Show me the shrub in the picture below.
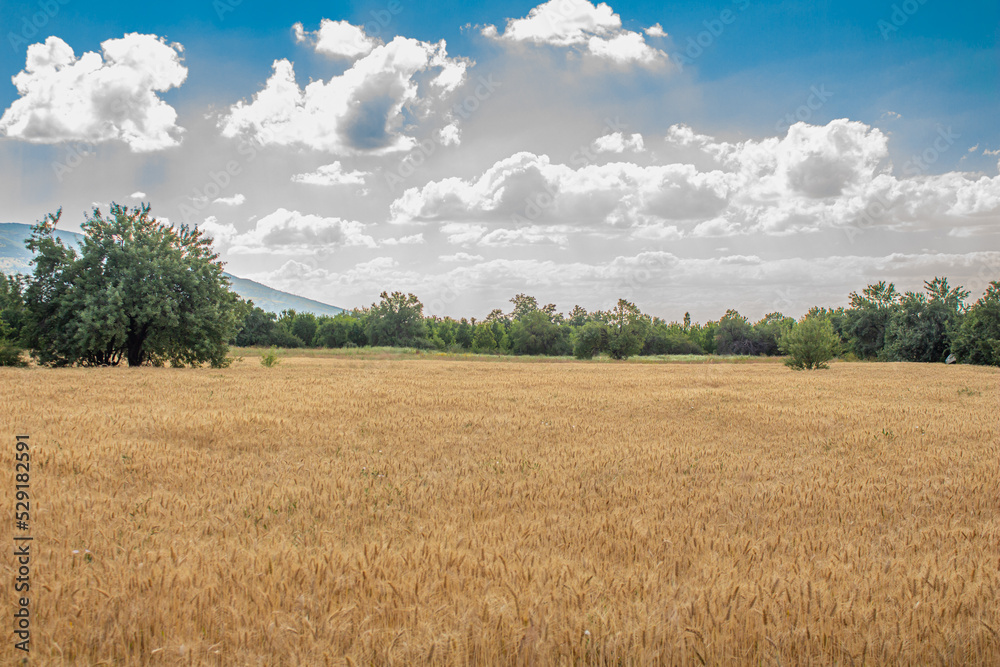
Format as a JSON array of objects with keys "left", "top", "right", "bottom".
[
  {"left": 780, "top": 317, "right": 839, "bottom": 370},
  {"left": 0, "top": 340, "right": 26, "bottom": 367},
  {"left": 260, "top": 347, "right": 280, "bottom": 368}
]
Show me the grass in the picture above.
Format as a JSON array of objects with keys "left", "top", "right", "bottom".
[
  {"left": 1, "top": 358, "right": 997, "bottom": 665},
  {"left": 231, "top": 345, "right": 786, "bottom": 364}
]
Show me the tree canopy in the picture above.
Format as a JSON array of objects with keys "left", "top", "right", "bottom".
[{"left": 22, "top": 204, "right": 239, "bottom": 367}]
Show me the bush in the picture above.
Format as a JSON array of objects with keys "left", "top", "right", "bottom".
[
  {"left": 260, "top": 347, "right": 280, "bottom": 368},
  {"left": 780, "top": 317, "right": 839, "bottom": 370},
  {"left": 0, "top": 341, "right": 26, "bottom": 367}
]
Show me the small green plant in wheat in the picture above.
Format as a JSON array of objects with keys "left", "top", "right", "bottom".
[{"left": 260, "top": 347, "right": 281, "bottom": 368}]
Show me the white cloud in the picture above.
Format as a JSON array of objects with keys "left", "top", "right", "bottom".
[
  {"left": 439, "top": 122, "right": 461, "bottom": 146},
  {"left": 593, "top": 131, "right": 644, "bottom": 153},
  {"left": 219, "top": 29, "right": 469, "bottom": 155},
  {"left": 130, "top": 191, "right": 146, "bottom": 199},
  {"left": 213, "top": 193, "right": 246, "bottom": 206},
  {"left": 381, "top": 233, "right": 425, "bottom": 245},
  {"left": 200, "top": 208, "right": 376, "bottom": 254},
  {"left": 291, "top": 161, "right": 368, "bottom": 186},
  {"left": 294, "top": 20, "right": 379, "bottom": 59},
  {"left": 645, "top": 23, "right": 666, "bottom": 37},
  {"left": 0, "top": 34, "right": 187, "bottom": 152},
  {"left": 390, "top": 119, "right": 1000, "bottom": 238},
  {"left": 484, "top": 0, "right": 667, "bottom": 66},
  {"left": 440, "top": 252, "right": 485, "bottom": 262}
]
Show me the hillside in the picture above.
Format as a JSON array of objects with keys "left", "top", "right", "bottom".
[{"left": 0, "top": 223, "right": 344, "bottom": 317}]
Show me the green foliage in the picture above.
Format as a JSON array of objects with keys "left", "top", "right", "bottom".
[
  {"left": 950, "top": 281, "right": 1000, "bottom": 366},
  {"left": 716, "top": 310, "right": 762, "bottom": 355},
  {"left": 604, "top": 299, "right": 650, "bottom": 360},
  {"left": 471, "top": 322, "right": 497, "bottom": 353},
  {"left": 290, "top": 312, "right": 318, "bottom": 347},
  {"left": 844, "top": 281, "right": 899, "bottom": 359},
  {"left": 316, "top": 313, "right": 363, "bottom": 348},
  {"left": 260, "top": 346, "right": 280, "bottom": 367},
  {"left": 573, "top": 321, "right": 608, "bottom": 359},
  {"left": 780, "top": 316, "right": 839, "bottom": 370},
  {"left": 234, "top": 302, "right": 278, "bottom": 346},
  {"left": 882, "top": 278, "right": 969, "bottom": 363},
  {"left": 22, "top": 204, "right": 239, "bottom": 367},
  {"left": 753, "top": 312, "right": 795, "bottom": 356},
  {"left": 0, "top": 273, "right": 27, "bottom": 366},
  {"left": 364, "top": 291, "right": 427, "bottom": 347},
  {"left": 641, "top": 324, "right": 704, "bottom": 355},
  {"left": 508, "top": 310, "right": 570, "bottom": 356}
]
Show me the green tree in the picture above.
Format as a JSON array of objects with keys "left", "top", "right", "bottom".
[
  {"left": 316, "top": 313, "right": 360, "bottom": 348},
  {"left": 22, "top": 204, "right": 239, "bottom": 367},
  {"left": 573, "top": 320, "right": 607, "bottom": 359},
  {"left": 780, "top": 316, "right": 839, "bottom": 370},
  {"left": 364, "top": 291, "right": 427, "bottom": 347},
  {"left": 753, "top": 312, "right": 795, "bottom": 356},
  {"left": 472, "top": 322, "right": 497, "bottom": 353},
  {"left": 0, "top": 272, "right": 27, "bottom": 366},
  {"left": 604, "top": 299, "right": 650, "bottom": 360},
  {"left": 508, "top": 310, "right": 569, "bottom": 355},
  {"left": 882, "top": 278, "right": 969, "bottom": 363},
  {"left": 234, "top": 303, "right": 278, "bottom": 347},
  {"left": 291, "top": 312, "right": 318, "bottom": 347},
  {"left": 950, "top": 281, "right": 1000, "bottom": 366},
  {"left": 844, "top": 281, "right": 899, "bottom": 359},
  {"left": 716, "top": 309, "right": 760, "bottom": 355}
]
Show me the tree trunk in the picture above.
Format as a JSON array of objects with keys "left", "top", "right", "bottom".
[{"left": 126, "top": 323, "right": 148, "bottom": 367}]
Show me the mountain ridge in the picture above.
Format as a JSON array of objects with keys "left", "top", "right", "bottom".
[{"left": 0, "top": 222, "right": 344, "bottom": 317}]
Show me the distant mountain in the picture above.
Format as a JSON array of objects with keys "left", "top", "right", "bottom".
[{"left": 0, "top": 223, "right": 344, "bottom": 317}]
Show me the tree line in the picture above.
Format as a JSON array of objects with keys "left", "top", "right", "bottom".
[
  {"left": 1, "top": 204, "right": 998, "bottom": 367},
  {"left": 229, "top": 278, "right": 1000, "bottom": 368}
]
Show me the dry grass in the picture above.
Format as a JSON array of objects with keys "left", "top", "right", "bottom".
[{"left": 1, "top": 357, "right": 998, "bottom": 665}]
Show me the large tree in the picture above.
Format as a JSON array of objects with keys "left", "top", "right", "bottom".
[
  {"left": 951, "top": 281, "right": 1000, "bottom": 366},
  {"left": 882, "top": 277, "right": 969, "bottom": 363},
  {"left": 364, "top": 291, "right": 427, "bottom": 347},
  {"left": 604, "top": 299, "right": 650, "bottom": 360},
  {"left": 23, "top": 204, "right": 239, "bottom": 367}
]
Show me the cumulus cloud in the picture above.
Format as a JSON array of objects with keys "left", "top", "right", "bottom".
[
  {"left": 219, "top": 25, "right": 469, "bottom": 155},
  {"left": 213, "top": 193, "right": 246, "bottom": 206},
  {"left": 390, "top": 119, "right": 1000, "bottom": 239},
  {"left": 0, "top": 34, "right": 187, "bottom": 152},
  {"left": 593, "top": 131, "right": 644, "bottom": 153},
  {"left": 293, "top": 20, "right": 379, "bottom": 59},
  {"left": 130, "top": 191, "right": 146, "bottom": 199},
  {"left": 484, "top": 0, "right": 667, "bottom": 66},
  {"left": 645, "top": 24, "right": 666, "bottom": 37},
  {"left": 291, "top": 161, "right": 368, "bottom": 186},
  {"left": 200, "top": 208, "right": 376, "bottom": 254}
]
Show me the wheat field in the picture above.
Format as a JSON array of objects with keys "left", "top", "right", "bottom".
[{"left": 1, "top": 356, "right": 998, "bottom": 665}]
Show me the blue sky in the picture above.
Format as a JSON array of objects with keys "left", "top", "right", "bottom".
[{"left": 1, "top": 0, "right": 998, "bottom": 318}]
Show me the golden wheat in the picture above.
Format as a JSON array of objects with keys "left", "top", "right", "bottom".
[{"left": 1, "top": 357, "right": 998, "bottom": 665}]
